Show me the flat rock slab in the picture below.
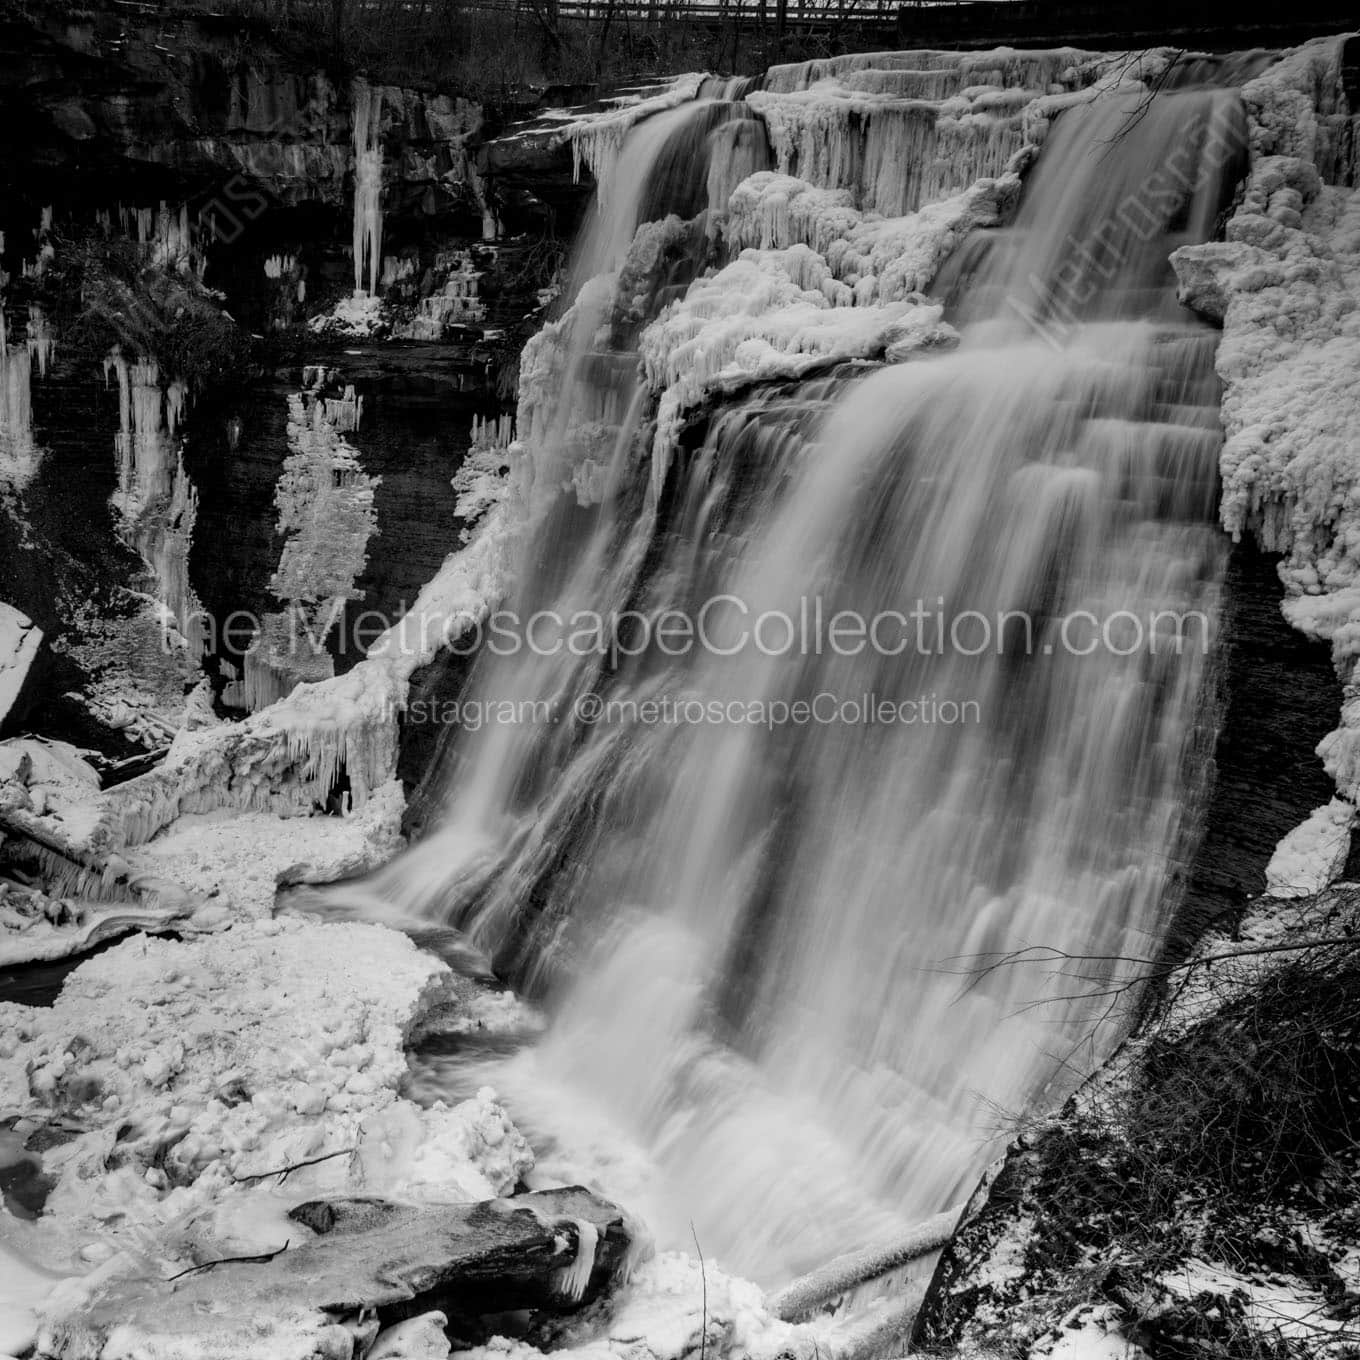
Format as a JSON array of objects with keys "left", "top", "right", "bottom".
[{"left": 40, "top": 1187, "right": 632, "bottom": 1360}]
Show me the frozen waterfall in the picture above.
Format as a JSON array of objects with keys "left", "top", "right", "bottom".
[{"left": 344, "top": 73, "right": 1246, "bottom": 1285}]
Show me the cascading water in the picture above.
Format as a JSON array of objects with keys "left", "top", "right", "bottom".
[{"left": 356, "top": 84, "right": 1246, "bottom": 1285}]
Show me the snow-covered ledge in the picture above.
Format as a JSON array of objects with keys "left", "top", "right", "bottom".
[{"left": 1172, "top": 32, "right": 1360, "bottom": 895}]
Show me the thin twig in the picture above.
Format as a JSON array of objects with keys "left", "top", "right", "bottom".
[
  {"left": 691, "top": 1222, "right": 708, "bottom": 1360},
  {"left": 231, "top": 1147, "right": 355, "bottom": 1183},
  {"left": 166, "top": 1240, "right": 290, "bottom": 1281}
]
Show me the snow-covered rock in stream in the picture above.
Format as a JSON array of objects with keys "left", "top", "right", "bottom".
[{"left": 39, "top": 1188, "right": 633, "bottom": 1360}]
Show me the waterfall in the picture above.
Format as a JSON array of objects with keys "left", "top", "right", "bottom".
[
  {"left": 352, "top": 84, "right": 1246, "bottom": 1284},
  {"left": 353, "top": 80, "right": 384, "bottom": 297}
]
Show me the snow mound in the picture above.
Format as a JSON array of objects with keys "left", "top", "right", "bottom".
[{"left": 0, "top": 917, "right": 532, "bottom": 1277}]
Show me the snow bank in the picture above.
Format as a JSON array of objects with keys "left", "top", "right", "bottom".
[
  {"left": 0, "top": 740, "right": 201, "bottom": 964},
  {"left": 121, "top": 777, "right": 405, "bottom": 917},
  {"left": 1027, "top": 1305, "right": 1148, "bottom": 1360},
  {"left": 1169, "top": 35, "right": 1360, "bottom": 867},
  {"left": 0, "top": 917, "right": 531, "bottom": 1287}
]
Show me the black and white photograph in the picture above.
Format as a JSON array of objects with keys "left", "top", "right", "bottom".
[{"left": 1, "top": 1, "right": 1358, "bottom": 1356}]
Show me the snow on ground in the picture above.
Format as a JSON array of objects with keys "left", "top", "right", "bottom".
[
  {"left": 459, "top": 1252, "right": 826, "bottom": 1360},
  {"left": 1026, "top": 1305, "right": 1148, "bottom": 1360},
  {"left": 0, "top": 917, "right": 531, "bottom": 1319},
  {"left": 120, "top": 777, "right": 405, "bottom": 917},
  {"left": 1171, "top": 32, "right": 1360, "bottom": 891},
  {"left": 0, "top": 913, "right": 834, "bottom": 1360},
  {"left": 1163, "top": 1258, "right": 1351, "bottom": 1349}
]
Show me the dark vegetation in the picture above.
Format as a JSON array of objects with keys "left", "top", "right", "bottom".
[
  {"left": 49, "top": 234, "right": 254, "bottom": 392},
  {"left": 917, "top": 902, "right": 1360, "bottom": 1359}
]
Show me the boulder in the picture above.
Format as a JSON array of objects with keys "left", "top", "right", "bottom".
[
  {"left": 0, "top": 604, "right": 41, "bottom": 733},
  {"left": 38, "top": 1187, "right": 635, "bottom": 1360}
]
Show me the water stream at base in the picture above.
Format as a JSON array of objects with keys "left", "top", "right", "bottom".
[{"left": 346, "top": 88, "right": 1247, "bottom": 1285}]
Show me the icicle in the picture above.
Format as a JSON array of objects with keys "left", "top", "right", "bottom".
[
  {"left": 0, "top": 304, "right": 54, "bottom": 487},
  {"left": 552, "top": 1220, "right": 598, "bottom": 1304},
  {"left": 323, "top": 384, "right": 363, "bottom": 432},
  {"left": 352, "top": 79, "right": 385, "bottom": 296},
  {"left": 104, "top": 352, "right": 175, "bottom": 511},
  {"left": 379, "top": 256, "right": 415, "bottom": 288}
]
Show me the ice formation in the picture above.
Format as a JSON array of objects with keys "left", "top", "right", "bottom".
[
  {"left": 242, "top": 383, "right": 379, "bottom": 713},
  {"left": 557, "top": 75, "right": 707, "bottom": 192},
  {"left": 1171, "top": 35, "right": 1360, "bottom": 880},
  {"left": 640, "top": 253, "right": 952, "bottom": 495},
  {"left": 722, "top": 169, "right": 1018, "bottom": 302},
  {"left": 103, "top": 352, "right": 188, "bottom": 518},
  {"left": 0, "top": 303, "right": 54, "bottom": 487},
  {"left": 352, "top": 78, "right": 385, "bottom": 296},
  {"left": 309, "top": 290, "right": 388, "bottom": 337},
  {"left": 392, "top": 251, "right": 487, "bottom": 339},
  {"left": 99, "top": 352, "right": 207, "bottom": 660},
  {"left": 637, "top": 167, "right": 1018, "bottom": 492},
  {"left": 746, "top": 47, "right": 1173, "bottom": 216},
  {"left": 451, "top": 415, "right": 515, "bottom": 543}
]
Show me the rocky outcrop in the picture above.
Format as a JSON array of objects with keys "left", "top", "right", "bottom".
[{"left": 0, "top": 602, "right": 41, "bottom": 733}]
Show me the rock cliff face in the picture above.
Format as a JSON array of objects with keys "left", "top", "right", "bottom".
[{"left": 0, "top": 4, "right": 589, "bottom": 758}]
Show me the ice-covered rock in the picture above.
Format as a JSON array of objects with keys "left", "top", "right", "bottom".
[
  {"left": 1169, "top": 35, "right": 1360, "bottom": 810},
  {"left": 1264, "top": 797, "right": 1356, "bottom": 898},
  {"left": 0, "top": 605, "right": 42, "bottom": 730},
  {"left": 39, "top": 1188, "right": 632, "bottom": 1360},
  {"left": 747, "top": 47, "right": 1174, "bottom": 216}
]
